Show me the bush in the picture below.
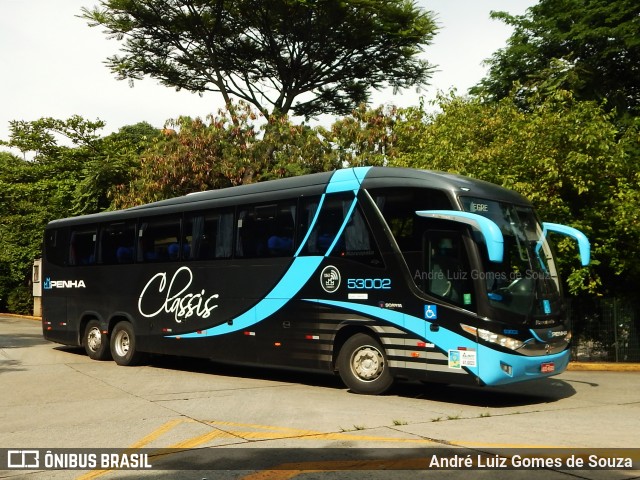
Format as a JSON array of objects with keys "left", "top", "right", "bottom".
[{"left": 7, "top": 285, "right": 33, "bottom": 315}]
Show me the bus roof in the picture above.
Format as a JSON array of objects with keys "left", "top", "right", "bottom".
[{"left": 47, "top": 167, "right": 530, "bottom": 228}]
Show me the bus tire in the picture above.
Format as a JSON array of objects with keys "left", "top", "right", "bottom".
[
  {"left": 337, "top": 333, "right": 394, "bottom": 395},
  {"left": 83, "top": 320, "right": 111, "bottom": 361},
  {"left": 110, "top": 321, "right": 143, "bottom": 366}
]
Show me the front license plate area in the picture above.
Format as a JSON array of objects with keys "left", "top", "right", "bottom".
[{"left": 541, "top": 362, "right": 555, "bottom": 373}]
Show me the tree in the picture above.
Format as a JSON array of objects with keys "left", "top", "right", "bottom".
[
  {"left": 328, "top": 104, "right": 399, "bottom": 167},
  {"left": 111, "top": 102, "right": 339, "bottom": 208},
  {"left": 0, "top": 150, "right": 78, "bottom": 313},
  {"left": 81, "top": 0, "right": 437, "bottom": 117},
  {"left": 471, "top": 0, "right": 640, "bottom": 120},
  {"left": 390, "top": 91, "right": 640, "bottom": 297},
  {"left": 0, "top": 117, "right": 160, "bottom": 312},
  {"left": 73, "top": 122, "right": 161, "bottom": 214}
]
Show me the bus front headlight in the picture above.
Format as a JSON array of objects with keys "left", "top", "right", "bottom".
[{"left": 461, "top": 324, "right": 524, "bottom": 351}]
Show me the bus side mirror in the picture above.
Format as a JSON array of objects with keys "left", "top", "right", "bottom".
[
  {"left": 416, "top": 210, "right": 504, "bottom": 263},
  {"left": 542, "top": 223, "right": 590, "bottom": 266}
]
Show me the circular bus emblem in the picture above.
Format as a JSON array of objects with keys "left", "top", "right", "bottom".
[{"left": 320, "top": 266, "right": 341, "bottom": 293}]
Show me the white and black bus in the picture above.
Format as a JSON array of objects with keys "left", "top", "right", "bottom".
[{"left": 42, "top": 167, "right": 589, "bottom": 394}]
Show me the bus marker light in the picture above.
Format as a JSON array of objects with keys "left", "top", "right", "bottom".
[
  {"left": 244, "top": 331, "right": 255, "bottom": 336},
  {"left": 162, "top": 328, "right": 173, "bottom": 333},
  {"left": 274, "top": 342, "right": 282, "bottom": 347},
  {"left": 417, "top": 341, "right": 426, "bottom": 348},
  {"left": 305, "top": 335, "right": 320, "bottom": 340},
  {"left": 411, "top": 352, "right": 420, "bottom": 358}
]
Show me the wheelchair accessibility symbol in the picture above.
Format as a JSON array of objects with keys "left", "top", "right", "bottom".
[{"left": 424, "top": 305, "right": 438, "bottom": 320}]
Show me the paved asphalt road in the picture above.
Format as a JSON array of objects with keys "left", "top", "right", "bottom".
[{"left": 1, "top": 315, "right": 639, "bottom": 479}]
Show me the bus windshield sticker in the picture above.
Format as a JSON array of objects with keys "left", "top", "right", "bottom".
[{"left": 469, "top": 202, "right": 489, "bottom": 213}]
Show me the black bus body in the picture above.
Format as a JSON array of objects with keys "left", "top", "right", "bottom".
[{"left": 42, "top": 167, "right": 589, "bottom": 394}]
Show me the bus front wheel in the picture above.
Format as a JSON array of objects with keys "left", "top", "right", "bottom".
[
  {"left": 83, "top": 320, "right": 111, "bottom": 361},
  {"left": 337, "top": 333, "right": 394, "bottom": 395},
  {"left": 110, "top": 321, "right": 143, "bottom": 366}
]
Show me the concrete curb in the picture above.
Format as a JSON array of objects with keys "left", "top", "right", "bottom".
[
  {"left": 2, "top": 314, "right": 639, "bottom": 372},
  {"left": 1, "top": 313, "right": 41, "bottom": 321},
  {"left": 566, "top": 362, "right": 640, "bottom": 372}
]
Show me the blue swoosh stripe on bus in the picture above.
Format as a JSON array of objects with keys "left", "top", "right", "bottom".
[
  {"left": 301, "top": 298, "right": 570, "bottom": 386},
  {"left": 324, "top": 197, "right": 357, "bottom": 257},
  {"left": 302, "top": 298, "right": 478, "bottom": 371},
  {"left": 294, "top": 194, "right": 326, "bottom": 257},
  {"left": 325, "top": 166, "right": 371, "bottom": 194},
  {"left": 175, "top": 256, "right": 324, "bottom": 338},
  {"left": 167, "top": 167, "right": 372, "bottom": 339}
]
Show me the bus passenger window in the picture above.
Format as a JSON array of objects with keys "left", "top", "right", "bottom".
[
  {"left": 185, "top": 210, "right": 233, "bottom": 260},
  {"left": 330, "top": 205, "right": 383, "bottom": 267},
  {"left": 299, "top": 193, "right": 353, "bottom": 256},
  {"left": 236, "top": 201, "right": 296, "bottom": 258},
  {"left": 68, "top": 228, "right": 96, "bottom": 266},
  {"left": 138, "top": 216, "right": 182, "bottom": 262},
  {"left": 99, "top": 222, "right": 136, "bottom": 265}
]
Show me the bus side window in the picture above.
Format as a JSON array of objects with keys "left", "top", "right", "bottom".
[
  {"left": 371, "top": 187, "right": 451, "bottom": 277},
  {"left": 45, "top": 228, "right": 69, "bottom": 266},
  {"left": 330, "top": 204, "right": 384, "bottom": 267},
  {"left": 99, "top": 222, "right": 136, "bottom": 265},
  {"left": 185, "top": 209, "right": 233, "bottom": 260},
  {"left": 68, "top": 228, "right": 96, "bottom": 266},
  {"left": 299, "top": 193, "right": 353, "bottom": 256},
  {"left": 236, "top": 201, "right": 296, "bottom": 258},
  {"left": 138, "top": 215, "right": 182, "bottom": 262}
]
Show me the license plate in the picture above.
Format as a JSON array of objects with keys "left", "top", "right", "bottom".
[{"left": 541, "top": 362, "right": 555, "bottom": 373}]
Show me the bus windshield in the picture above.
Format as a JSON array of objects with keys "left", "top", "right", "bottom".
[{"left": 460, "top": 197, "right": 562, "bottom": 320}]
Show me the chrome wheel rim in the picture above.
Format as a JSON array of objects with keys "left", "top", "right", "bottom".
[
  {"left": 86, "top": 326, "right": 102, "bottom": 352},
  {"left": 114, "top": 330, "right": 130, "bottom": 358},
  {"left": 350, "top": 345, "right": 384, "bottom": 382}
]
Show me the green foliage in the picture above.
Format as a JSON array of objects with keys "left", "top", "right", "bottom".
[
  {"left": 390, "top": 91, "right": 639, "bottom": 296},
  {"left": 111, "top": 102, "right": 340, "bottom": 207},
  {"left": 73, "top": 122, "right": 161, "bottom": 214},
  {"left": 0, "top": 150, "right": 71, "bottom": 311},
  {"left": 0, "top": 118, "right": 160, "bottom": 313},
  {"left": 472, "top": 0, "right": 640, "bottom": 120},
  {"left": 7, "top": 285, "right": 32, "bottom": 316},
  {"left": 328, "top": 104, "right": 399, "bottom": 167},
  {"left": 81, "top": 0, "right": 437, "bottom": 117}
]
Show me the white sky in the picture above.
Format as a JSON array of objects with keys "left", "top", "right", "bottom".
[{"left": 0, "top": 0, "right": 537, "bottom": 148}]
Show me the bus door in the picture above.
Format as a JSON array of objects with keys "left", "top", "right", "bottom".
[
  {"left": 420, "top": 229, "right": 480, "bottom": 376},
  {"left": 423, "top": 230, "right": 475, "bottom": 309}
]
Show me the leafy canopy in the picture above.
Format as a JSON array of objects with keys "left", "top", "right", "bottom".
[
  {"left": 390, "top": 91, "right": 639, "bottom": 296},
  {"left": 472, "top": 0, "right": 640, "bottom": 119},
  {"left": 82, "top": 0, "right": 437, "bottom": 117}
]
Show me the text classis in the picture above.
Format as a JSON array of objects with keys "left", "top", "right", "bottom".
[{"left": 138, "top": 267, "right": 219, "bottom": 323}]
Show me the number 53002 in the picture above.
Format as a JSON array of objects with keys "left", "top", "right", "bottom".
[{"left": 347, "top": 278, "right": 391, "bottom": 290}]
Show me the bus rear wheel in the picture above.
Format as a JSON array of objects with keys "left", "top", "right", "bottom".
[
  {"left": 337, "top": 333, "right": 393, "bottom": 395},
  {"left": 110, "top": 321, "right": 143, "bottom": 366},
  {"left": 83, "top": 320, "right": 111, "bottom": 360}
]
